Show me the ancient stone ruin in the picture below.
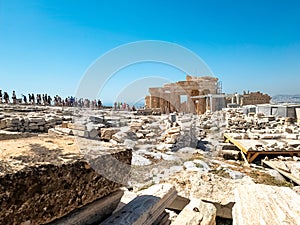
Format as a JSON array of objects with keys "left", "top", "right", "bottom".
[
  {"left": 145, "top": 75, "right": 271, "bottom": 115},
  {"left": 145, "top": 75, "right": 224, "bottom": 115},
  {"left": 1, "top": 94, "right": 300, "bottom": 224},
  {"left": 227, "top": 91, "right": 271, "bottom": 106}
]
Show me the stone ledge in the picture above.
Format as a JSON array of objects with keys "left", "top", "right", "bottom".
[{"left": 0, "top": 136, "right": 132, "bottom": 225}]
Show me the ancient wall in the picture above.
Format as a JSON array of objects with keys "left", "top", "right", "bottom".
[
  {"left": 226, "top": 92, "right": 271, "bottom": 107},
  {"left": 0, "top": 106, "right": 73, "bottom": 133},
  {"left": 0, "top": 116, "right": 64, "bottom": 132},
  {"left": 242, "top": 91, "right": 271, "bottom": 106},
  {"left": 145, "top": 96, "right": 151, "bottom": 108}
]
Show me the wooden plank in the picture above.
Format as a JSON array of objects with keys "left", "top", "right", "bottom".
[
  {"left": 233, "top": 184, "right": 300, "bottom": 225},
  {"left": 241, "top": 150, "right": 250, "bottom": 166},
  {"left": 225, "top": 134, "right": 300, "bottom": 153},
  {"left": 225, "top": 133, "right": 250, "bottom": 165},
  {"left": 224, "top": 133, "right": 300, "bottom": 163},
  {"left": 246, "top": 152, "right": 251, "bottom": 162},
  {"left": 224, "top": 133, "right": 249, "bottom": 154},
  {"left": 248, "top": 152, "right": 260, "bottom": 163},
  {"left": 252, "top": 151, "right": 299, "bottom": 155},
  {"left": 262, "top": 160, "right": 300, "bottom": 185},
  {"left": 100, "top": 184, "right": 177, "bottom": 225}
]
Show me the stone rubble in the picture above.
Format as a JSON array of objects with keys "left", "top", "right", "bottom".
[
  {"left": 224, "top": 108, "right": 300, "bottom": 140},
  {"left": 264, "top": 156, "right": 300, "bottom": 180},
  {"left": 1, "top": 104, "right": 300, "bottom": 224}
]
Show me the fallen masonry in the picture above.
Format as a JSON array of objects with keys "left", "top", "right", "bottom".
[
  {"left": 1, "top": 104, "right": 300, "bottom": 224},
  {"left": 101, "top": 183, "right": 177, "bottom": 225},
  {"left": 222, "top": 108, "right": 300, "bottom": 163},
  {"left": 233, "top": 184, "right": 300, "bottom": 225},
  {"left": 262, "top": 157, "right": 300, "bottom": 185},
  {"left": 224, "top": 133, "right": 300, "bottom": 163}
]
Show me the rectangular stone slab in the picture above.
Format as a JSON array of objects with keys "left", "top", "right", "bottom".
[
  {"left": 47, "top": 190, "right": 124, "bottom": 225},
  {"left": 172, "top": 198, "right": 216, "bottom": 225},
  {"left": 233, "top": 184, "right": 300, "bottom": 225},
  {"left": 100, "top": 184, "right": 177, "bottom": 225}
]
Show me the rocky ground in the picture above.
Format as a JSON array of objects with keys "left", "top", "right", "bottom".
[{"left": 1, "top": 104, "right": 300, "bottom": 224}]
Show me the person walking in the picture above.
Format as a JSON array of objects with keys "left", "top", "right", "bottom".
[
  {"left": 31, "top": 93, "right": 35, "bottom": 105},
  {"left": 28, "top": 94, "right": 32, "bottom": 104},
  {"left": 47, "top": 95, "right": 52, "bottom": 105},
  {"left": 12, "top": 91, "right": 17, "bottom": 104},
  {"left": 3, "top": 92, "right": 9, "bottom": 104},
  {"left": 98, "top": 99, "right": 102, "bottom": 109},
  {"left": 22, "top": 94, "right": 27, "bottom": 104}
]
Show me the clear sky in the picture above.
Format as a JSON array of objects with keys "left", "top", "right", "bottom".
[{"left": 0, "top": 0, "right": 300, "bottom": 104}]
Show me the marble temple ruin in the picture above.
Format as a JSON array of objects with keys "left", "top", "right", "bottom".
[
  {"left": 145, "top": 75, "right": 271, "bottom": 115},
  {"left": 145, "top": 75, "right": 226, "bottom": 115}
]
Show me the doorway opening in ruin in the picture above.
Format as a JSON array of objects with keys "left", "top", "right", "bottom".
[
  {"left": 180, "top": 95, "right": 188, "bottom": 113},
  {"left": 191, "top": 90, "right": 200, "bottom": 114}
]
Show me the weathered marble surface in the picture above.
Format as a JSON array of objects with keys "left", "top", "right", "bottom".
[
  {"left": 101, "top": 184, "right": 177, "bottom": 225},
  {"left": 172, "top": 198, "right": 216, "bottom": 225},
  {"left": 233, "top": 184, "right": 300, "bottom": 225}
]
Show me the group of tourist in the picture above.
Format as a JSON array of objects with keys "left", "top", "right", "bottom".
[
  {"left": 113, "top": 102, "right": 136, "bottom": 111},
  {"left": 0, "top": 90, "right": 139, "bottom": 111},
  {"left": 23, "top": 93, "right": 53, "bottom": 105},
  {"left": 0, "top": 90, "right": 103, "bottom": 109},
  {"left": 0, "top": 90, "right": 11, "bottom": 104}
]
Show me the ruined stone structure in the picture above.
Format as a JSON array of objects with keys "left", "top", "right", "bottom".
[
  {"left": 145, "top": 75, "right": 223, "bottom": 114},
  {"left": 228, "top": 91, "right": 271, "bottom": 106},
  {"left": 241, "top": 91, "right": 271, "bottom": 105}
]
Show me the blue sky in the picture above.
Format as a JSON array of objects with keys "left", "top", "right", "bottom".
[{"left": 0, "top": 0, "right": 300, "bottom": 104}]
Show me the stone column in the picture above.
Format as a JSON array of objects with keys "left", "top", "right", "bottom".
[
  {"left": 206, "top": 97, "right": 209, "bottom": 112},
  {"left": 210, "top": 95, "right": 213, "bottom": 112},
  {"left": 236, "top": 94, "right": 240, "bottom": 105},
  {"left": 149, "top": 95, "right": 152, "bottom": 108}
]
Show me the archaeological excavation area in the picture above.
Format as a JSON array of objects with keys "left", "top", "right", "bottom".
[{"left": 1, "top": 98, "right": 300, "bottom": 225}]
